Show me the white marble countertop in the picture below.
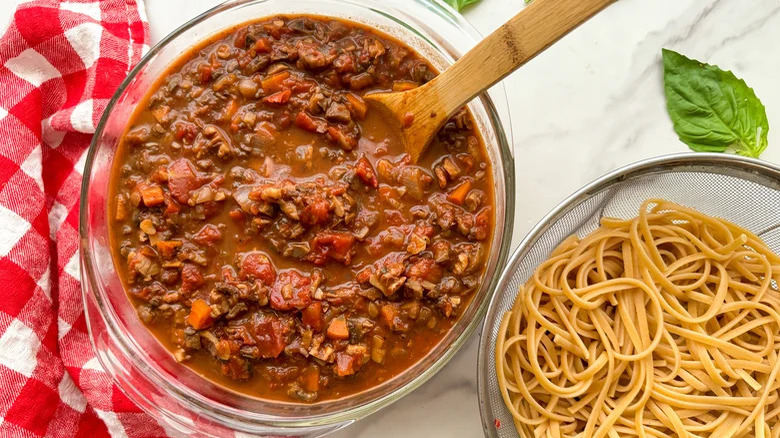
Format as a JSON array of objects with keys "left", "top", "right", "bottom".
[{"left": 144, "top": 0, "right": 780, "bottom": 436}]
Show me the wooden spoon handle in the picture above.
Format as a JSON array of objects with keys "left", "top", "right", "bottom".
[{"left": 426, "top": 0, "right": 615, "bottom": 118}]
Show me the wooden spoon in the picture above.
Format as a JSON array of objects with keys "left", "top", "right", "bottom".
[{"left": 366, "top": 0, "right": 615, "bottom": 162}]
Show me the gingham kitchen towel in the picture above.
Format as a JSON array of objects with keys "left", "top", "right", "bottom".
[{"left": 0, "top": 1, "right": 169, "bottom": 436}]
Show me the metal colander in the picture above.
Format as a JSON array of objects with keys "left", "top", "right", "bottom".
[{"left": 476, "top": 153, "right": 780, "bottom": 438}]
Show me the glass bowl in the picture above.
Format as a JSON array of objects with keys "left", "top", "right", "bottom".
[
  {"left": 477, "top": 152, "right": 780, "bottom": 437},
  {"left": 79, "top": 0, "right": 515, "bottom": 436}
]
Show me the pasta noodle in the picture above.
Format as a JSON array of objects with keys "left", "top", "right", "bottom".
[{"left": 495, "top": 199, "right": 780, "bottom": 438}]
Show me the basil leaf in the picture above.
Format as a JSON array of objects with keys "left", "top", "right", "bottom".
[
  {"left": 444, "top": 0, "right": 481, "bottom": 11},
  {"left": 662, "top": 48, "right": 769, "bottom": 158}
]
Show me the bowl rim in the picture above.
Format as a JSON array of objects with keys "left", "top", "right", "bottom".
[
  {"left": 476, "top": 152, "right": 780, "bottom": 437},
  {"left": 79, "top": 0, "right": 516, "bottom": 431}
]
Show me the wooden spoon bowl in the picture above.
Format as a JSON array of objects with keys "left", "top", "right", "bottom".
[{"left": 367, "top": 0, "right": 616, "bottom": 162}]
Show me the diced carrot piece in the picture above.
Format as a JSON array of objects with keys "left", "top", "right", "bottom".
[
  {"left": 326, "top": 315, "right": 349, "bottom": 340},
  {"left": 222, "top": 99, "right": 239, "bottom": 121},
  {"left": 301, "top": 366, "right": 320, "bottom": 392},
  {"left": 345, "top": 93, "right": 367, "bottom": 120},
  {"left": 302, "top": 302, "right": 324, "bottom": 332},
  {"left": 141, "top": 185, "right": 165, "bottom": 207},
  {"left": 261, "top": 71, "right": 290, "bottom": 93},
  {"left": 263, "top": 89, "right": 291, "bottom": 104},
  {"left": 150, "top": 166, "right": 169, "bottom": 183},
  {"left": 155, "top": 240, "right": 182, "bottom": 259},
  {"left": 252, "top": 37, "right": 271, "bottom": 53},
  {"left": 392, "top": 80, "right": 418, "bottom": 92},
  {"left": 380, "top": 304, "right": 398, "bottom": 328},
  {"left": 187, "top": 299, "right": 213, "bottom": 329},
  {"left": 447, "top": 180, "right": 472, "bottom": 205},
  {"left": 115, "top": 195, "right": 128, "bottom": 221}
]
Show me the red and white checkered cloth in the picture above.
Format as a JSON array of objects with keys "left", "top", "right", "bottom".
[{"left": 0, "top": 1, "right": 176, "bottom": 436}]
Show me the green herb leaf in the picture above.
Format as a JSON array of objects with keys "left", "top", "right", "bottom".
[
  {"left": 444, "top": 0, "right": 481, "bottom": 12},
  {"left": 662, "top": 48, "right": 769, "bottom": 158}
]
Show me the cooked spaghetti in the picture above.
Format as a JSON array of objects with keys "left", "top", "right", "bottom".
[{"left": 495, "top": 199, "right": 780, "bottom": 438}]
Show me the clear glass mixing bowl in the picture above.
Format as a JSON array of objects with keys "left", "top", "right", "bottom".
[{"left": 79, "top": 0, "right": 515, "bottom": 436}]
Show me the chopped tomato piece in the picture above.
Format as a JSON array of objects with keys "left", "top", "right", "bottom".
[
  {"left": 221, "top": 357, "right": 250, "bottom": 380},
  {"left": 193, "top": 224, "right": 222, "bottom": 246},
  {"left": 402, "top": 112, "right": 414, "bottom": 128},
  {"left": 406, "top": 257, "right": 442, "bottom": 283},
  {"left": 300, "top": 196, "right": 330, "bottom": 226},
  {"left": 447, "top": 180, "right": 472, "bottom": 205},
  {"left": 172, "top": 121, "right": 198, "bottom": 143},
  {"left": 263, "top": 89, "right": 291, "bottom": 104},
  {"left": 326, "top": 126, "right": 356, "bottom": 150},
  {"left": 269, "top": 270, "right": 312, "bottom": 311},
  {"left": 167, "top": 158, "right": 200, "bottom": 204},
  {"left": 301, "top": 302, "right": 324, "bottom": 332},
  {"left": 181, "top": 263, "right": 205, "bottom": 292},
  {"left": 355, "top": 267, "right": 372, "bottom": 284},
  {"left": 474, "top": 207, "right": 491, "bottom": 240},
  {"left": 294, "top": 111, "right": 320, "bottom": 132},
  {"left": 198, "top": 63, "right": 213, "bottom": 83},
  {"left": 186, "top": 299, "right": 212, "bottom": 329},
  {"left": 163, "top": 195, "right": 180, "bottom": 216},
  {"left": 326, "top": 315, "right": 349, "bottom": 340},
  {"left": 239, "top": 251, "right": 277, "bottom": 285},
  {"left": 233, "top": 27, "right": 248, "bottom": 48},
  {"left": 220, "top": 265, "right": 238, "bottom": 283},
  {"left": 334, "top": 352, "right": 358, "bottom": 377},
  {"left": 308, "top": 232, "right": 355, "bottom": 265},
  {"left": 253, "top": 315, "right": 288, "bottom": 358},
  {"left": 355, "top": 156, "right": 378, "bottom": 188},
  {"left": 228, "top": 208, "right": 245, "bottom": 222}
]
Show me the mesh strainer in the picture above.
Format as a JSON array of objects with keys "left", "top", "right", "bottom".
[{"left": 476, "top": 152, "right": 780, "bottom": 437}]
